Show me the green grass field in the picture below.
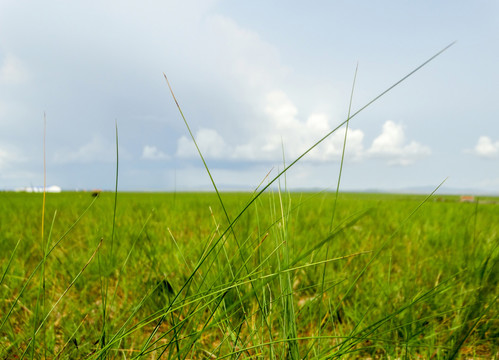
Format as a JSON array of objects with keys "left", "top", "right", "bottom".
[{"left": 1, "top": 190, "right": 497, "bottom": 359}]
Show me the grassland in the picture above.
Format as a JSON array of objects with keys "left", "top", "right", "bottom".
[{"left": 0, "top": 190, "right": 497, "bottom": 359}]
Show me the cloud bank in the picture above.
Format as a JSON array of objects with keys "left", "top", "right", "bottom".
[{"left": 175, "top": 104, "right": 431, "bottom": 166}]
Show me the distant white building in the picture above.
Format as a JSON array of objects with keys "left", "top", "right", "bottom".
[{"left": 15, "top": 185, "right": 62, "bottom": 193}]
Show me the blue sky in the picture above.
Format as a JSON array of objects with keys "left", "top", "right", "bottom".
[{"left": 1, "top": 1, "right": 498, "bottom": 193}]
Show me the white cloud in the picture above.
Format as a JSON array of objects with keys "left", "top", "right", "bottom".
[
  {"left": 142, "top": 145, "right": 169, "bottom": 160},
  {"left": 367, "top": 121, "right": 431, "bottom": 166},
  {"left": 233, "top": 90, "right": 365, "bottom": 162},
  {"left": 472, "top": 136, "right": 499, "bottom": 158},
  {"left": 54, "top": 135, "right": 117, "bottom": 164},
  {"left": 176, "top": 128, "right": 232, "bottom": 159},
  {"left": 307, "top": 115, "right": 365, "bottom": 162},
  {"left": 0, "top": 53, "right": 29, "bottom": 85}
]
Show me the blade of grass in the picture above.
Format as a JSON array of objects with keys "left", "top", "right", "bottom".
[
  {"left": 99, "top": 120, "right": 120, "bottom": 354},
  {"left": 54, "top": 314, "right": 88, "bottom": 360},
  {"left": 30, "top": 210, "right": 57, "bottom": 359},
  {"left": 93, "top": 245, "right": 368, "bottom": 358},
  {"left": 111, "top": 120, "right": 119, "bottom": 254},
  {"left": 301, "top": 179, "right": 448, "bottom": 359},
  {"left": 318, "top": 63, "right": 359, "bottom": 354},
  {"left": 29, "top": 112, "right": 47, "bottom": 359},
  {"left": 0, "top": 239, "right": 21, "bottom": 286},
  {"left": 164, "top": 74, "right": 274, "bottom": 345},
  {"left": 21, "top": 238, "right": 103, "bottom": 358},
  {"left": 0, "top": 195, "right": 99, "bottom": 332},
  {"left": 326, "top": 272, "right": 463, "bottom": 358},
  {"left": 329, "top": 62, "right": 358, "bottom": 230},
  {"left": 276, "top": 166, "right": 300, "bottom": 359}
]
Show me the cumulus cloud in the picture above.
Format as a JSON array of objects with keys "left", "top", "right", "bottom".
[
  {"left": 472, "top": 136, "right": 499, "bottom": 158},
  {"left": 235, "top": 90, "right": 365, "bottom": 162},
  {"left": 177, "top": 128, "right": 232, "bottom": 159},
  {"left": 142, "top": 145, "right": 169, "bottom": 160},
  {"left": 367, "top": 121, "right": 431, "bottom": 166},
  {"left": 307, "top": 115, "right": 365, "bottom": 162},
  {"left": 54, "top": 135, "right": 118, "bottom": 164},
  {"left": 0, "top": 53, "right": 29, "bottom": 85}
]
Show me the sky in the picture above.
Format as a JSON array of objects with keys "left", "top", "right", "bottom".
[{"left": 1, "top": 1, "right": 498, "bottom": 193}]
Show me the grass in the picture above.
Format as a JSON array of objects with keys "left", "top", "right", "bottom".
[
  {"left": 1, "top": 43, "right": 498, "bottom": 358},
  {"left": 0, "top": 192, "right": 498, "bottom": 358}
]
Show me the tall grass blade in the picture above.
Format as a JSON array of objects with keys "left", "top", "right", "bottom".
[
  {"left": 0, "top": 239, "right": 20, "bottom": 286},
  {"left": 318, "top": 63, "right": 359, "bottom": 354},
  {"left": 164, "top": 74, "right": 274, "bottom": 344},
  {"left": 111, "top": 119, "right": 119, "bottom": 254},
  {"left": 20, "top": 238, "right": 103, "bottom": 358},
  {"left": 30, "top": 114, "right": 47, "bottom": 359},
  {"left": 98, "top": 120, "right": 119, "bottom": 355},
  {"left": 0, "top": 195, "right": 99, "bottom": 332},
  {"left": 446, "top": 245, "right": 499, "bottom": 359}
]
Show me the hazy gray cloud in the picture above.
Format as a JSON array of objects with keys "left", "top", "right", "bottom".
[
  {"left": 0, "top": 148, "right": 14, "bottom": 170},
  {"left": 53, "top": 135, "right": 118, "bottom": 164},
  {"left": 0, "top": 148, "right": 10, "bottom": 170},
  {"left": 0, "top": 145, "right": 35, "bottom": 187},
  {"left": 0, "top": 144, "right": 26, "bottom": 170},
  {"left": 0, "top": 53, "right": 29, "bottom": 85}
]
